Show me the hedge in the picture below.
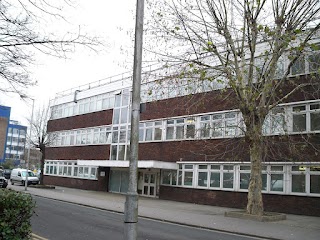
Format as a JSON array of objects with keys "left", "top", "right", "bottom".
[{"left": 0, "top": 189, "right": 35, "bottom": 240}]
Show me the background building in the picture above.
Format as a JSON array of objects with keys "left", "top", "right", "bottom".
[
  {"left": 0, "top": 105, "right": 28, "bottom": 167},
  {"left": 5, "top": 120, "right": 27, "bottom": 166},
  {"left": 0, "top": 105, "right": 11, "bottom": 164}
]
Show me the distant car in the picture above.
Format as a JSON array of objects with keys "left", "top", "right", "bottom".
[
  {"left": 3, "top": 169, "right": 11, "bottom": 179},
  {"left": 10, "top": 168, "right": 39, "bottom": 186},
  {"left": 0, "top": 169, "right": 8, "bottom": 188}
]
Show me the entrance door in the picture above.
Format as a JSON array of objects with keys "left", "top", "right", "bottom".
[{"left": 142, "top": 172, "right": 157, "bottom": 197}]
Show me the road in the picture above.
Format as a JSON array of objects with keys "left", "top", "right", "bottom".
[{"left": 31, "top": 196, "right": 267, "bottom": 240}]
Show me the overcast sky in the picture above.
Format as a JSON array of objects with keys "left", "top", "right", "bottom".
[{"left": 0, "top": 0, "right": 137, "bottom": 126}]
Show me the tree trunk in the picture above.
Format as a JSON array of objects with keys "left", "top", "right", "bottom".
[
  {"left": 246, "top": 131, "right": 264, "bottom": 216},
  {"left": 40, "top": 147, "right": 45, "bottom": 185}
]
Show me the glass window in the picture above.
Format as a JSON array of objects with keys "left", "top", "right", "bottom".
[
  {"left": 112, "top": 127, "right": 119, "bottom": 143},
  {"left": 162, "top": 170, "right": 171, "bottom": 184},
  {"left": 262, "top": 174, "right": 267, "bottom": 191},
  {"left": 122, "top": 90, "right": 130, "bottom": 106},
  {"left": 113, "top": 109, "right": 120, "bottom": 124},
  {"left": 83, "top": 167, "right": 89, "bottom": 178},
  {"left": 93, "top": 130, "right": 99, "bottom": 144},
  {"left": 291, "top": 166, "right": 306, "bottom": 194},
  {"left": 166, "top": 127, "right": 174, "bottom": 140},
  {"left": 186, "top": 118, "right": 195, "bottom": 139},
  {"left": 145, "top": 128, "right": 153, "bottom": 141},
  {"left": 154, "top": 127, "right": 162, "bottom": 140},
  {"left": 59, "top": 165, "right": 64, "bottom": 175},
  {"left": 240, "top": 173, "right": 250, "bottom": 189},
  {"left": 102, "top": 98, "right": 110, "bottom": 109},
  {"left": 210, "top": 165, "right": 220, "bottom": 170},
  {"left": 111, "top": 145, "right": 117, "bottom": 160},
  {"left": 115, "top": 94, "right": 121, "bottom": 107},
  {"left": 154, "top": 121, "right": 163, "bottom": 140},
  {"left": 212, "top": 121, "right": 223, "bottom": 137},
  {"left": 210, "top": 172, "right": 220, "bottom": 188},
  {"left": 310, "top": 175, "right": 320, "bottom": 193},
  {"left": 185, "top": 165, "right": 193, "bottom": 169},
  {"left": 291, "top": 56, "right": 305, "bottom": 75},
  {"left": 171, "top": 171, "right": 177, "bottom": 185},
  {"left": 198, "top": 172, "right": 208, "bottom": 187},
  {"left": 225, "top": 119, "right": 237, "bottom": 136},
  {"left": 308, "top": 48, "right": 320, "bottom": 73},
  {"left": 200, "top": 121, "right": 210, "bottom": 138},
  {"left": 119, "top": 129, "right": 127, "bottom": 143},
  {"left": 139, "top": 126, "right": 145, "bottom": 142},
  {"left": 293, "top": 114, "right": 306, "bottom": 132},
  {"left": 176, "top": 125, "right": 184, "bottom": 139},
  {"left": 87, "top": 130, "right": 93, "bottom": 144},
  {"left": 270, "top": 174, "right": 283, "bottom": 192},
  {"left": 292, "top": 174, "right": 306, "bottom": 193},
  {"left": 223, "top": 172, "right": 233, "bottom": 188},
  {"left": 120, "top": 108, "right": 128, "bottom": 124},
  {"left": 118, "top": 145, "right": 126, "bottom": 160},
  {"left": 271, "top": 166, "right": 283, "bottom": 171},
  {"left": 292, "top": 106, "right": 306, "bottom": 132},
  {"left": 74, "top": 167, "right": 78, "bottom": 177},
  {"left": 184, "top": 172, "right": 193, "bottom": 186},
  {"left": 310, "top": 111, "right": 320, "bottom": 131},
  {"left": 90, "top": 168, "right": 97, "bottom": 179}
]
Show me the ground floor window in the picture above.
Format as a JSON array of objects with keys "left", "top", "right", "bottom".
[
  {"left": 161, "top": 162, "right": 320, "bottom": 197},
  {"left": 44, "top": 160, "right": 98, "bottom": 180},
  {"left": 161, "top": 170, "right": 177, "bottom": 185},
  {"left": 109, "top": 169, "right": 129, "bottom": 193}
]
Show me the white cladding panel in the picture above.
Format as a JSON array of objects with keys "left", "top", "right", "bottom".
[{"left": 50, "top": 79, "right": 132, "bottom": 106}]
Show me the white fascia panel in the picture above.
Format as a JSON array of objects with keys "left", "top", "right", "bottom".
[
  {"left": 77, "top": 160, "right": 178, "bottom": 170},
  {"left": 51, "top": 80, "right": 132, "bottom": 106},
  {"left": 77, "top": 81, "right": 132, "bottom": 100},
  {"left": 51, "top": 94, "right": 74, "bottom": 106}
]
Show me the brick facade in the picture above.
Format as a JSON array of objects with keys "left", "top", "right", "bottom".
[
  {"left": 160, "top": 185, "right": 320, "bottom": 216},
  {"left": 47, "top": 109, "right": 113, "bottom": 132},
  {"left": 46, "top": 145, "right": 110, "bottom": 160}
]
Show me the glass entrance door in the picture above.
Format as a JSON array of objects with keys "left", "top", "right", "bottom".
[{"left": 142, "top": 172, "right": 156, "bottom": 197}]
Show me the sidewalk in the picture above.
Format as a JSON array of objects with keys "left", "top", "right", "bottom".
[{"left": 8, "top": 184, "right": 320, "bottom": 240}]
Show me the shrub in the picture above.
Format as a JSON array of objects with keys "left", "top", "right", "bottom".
[{"left": 0, "top": 189, "right": 35, "bottom": 240}]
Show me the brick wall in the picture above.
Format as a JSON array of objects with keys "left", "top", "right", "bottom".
[
  {"left": 141, "top": 90, "right": 237, "bottom": 121},
  {"left": 139, "top": 138, "right": 249, "bottom": 162},
  {"left": 47, "top": 109, "right": 113, "bottom": 132},
  {"left": 160, "top": 185, "right": 320, "bottom": 216},
  {"left": 46, "top": 145, "right": 110, "bottom": 160}
]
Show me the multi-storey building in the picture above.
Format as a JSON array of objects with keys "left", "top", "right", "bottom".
[
  {"left": 0, "top": 106, "right": 27, "bottom": 166},
  {"left": 5, "top": 120, "right": 27, "bottom": 166},
  {"left": 0, "top": 105, "right": 11, "bottom": 164},
  {"left": 45, "top": 48, "right": 320, "bottom": 216}
]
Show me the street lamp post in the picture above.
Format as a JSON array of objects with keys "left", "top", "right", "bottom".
[
  {"left": 21, "top": 96, "right": 35, "bottom": 191},
  {"left": 124, "top": 0, "right": 145, "bottom": 239}
]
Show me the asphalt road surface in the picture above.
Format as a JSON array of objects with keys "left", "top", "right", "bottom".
[{"left": 31, "top": 196, "right": 267, "bottom": 240}]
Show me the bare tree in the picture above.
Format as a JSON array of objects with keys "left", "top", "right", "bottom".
[
  {"left": 0, "top": 0, "right": 101, "bottom": 95},
  {"left": 27, "top": 104, "right": 54, "bottom": 184},
  {"left": 145, "top": 0, "right": 320, "bottom": 216}
]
